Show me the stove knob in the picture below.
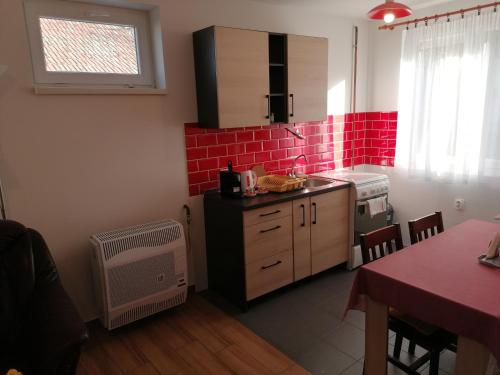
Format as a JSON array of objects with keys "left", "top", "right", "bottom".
[
  {"left": 370, "top": 189, "right": 375, "bottom": 194},
  {"left": 362, "top": 191, "right": 367, "bottom": 197}
]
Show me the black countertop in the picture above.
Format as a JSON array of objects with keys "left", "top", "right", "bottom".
[{"left": 204, "top": 180, "right": 350, "bottom": 210}]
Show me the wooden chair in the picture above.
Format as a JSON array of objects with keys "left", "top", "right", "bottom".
[
  {"left": 408, "top": 211, "right": 444, "bottom": 245},
  {"left": 360, "top": 224, "right": 452, "bottom": 375},
  {"left": 408, "top": 212, "right": 457, "bottom": 355}
]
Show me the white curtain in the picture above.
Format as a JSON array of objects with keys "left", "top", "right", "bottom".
[{"left": 396, "top": 11, "right": 500, "bottom": 182}]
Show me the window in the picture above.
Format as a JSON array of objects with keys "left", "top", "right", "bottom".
[
  {"left": 396, "top": 11, "right": 500, "bottom": 182},
  {"left": 24, "top": 0, "right": 165, "bottom": 92},
  {"left": 39, "top": 17, "right": 140, "bottom": 75}
]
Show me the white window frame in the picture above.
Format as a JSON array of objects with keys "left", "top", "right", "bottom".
[{"left": 24, "top": 0, "right": 165, "bottom": 93}]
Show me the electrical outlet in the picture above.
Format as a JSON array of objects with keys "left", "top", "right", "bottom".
[{"left": 454, "top": 198, "right": 465, "bottom": 210}]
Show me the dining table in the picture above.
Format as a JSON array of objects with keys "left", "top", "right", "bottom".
[{"left": 347, "top": 219, "right": 500, "bottom": 375}]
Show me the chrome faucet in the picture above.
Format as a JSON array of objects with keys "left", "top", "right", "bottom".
[{"left": 289, "top": 154, "right": 308, "bottom": 178}]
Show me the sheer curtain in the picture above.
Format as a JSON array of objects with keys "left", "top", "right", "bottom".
[{"left": 396, "top": 11, "right": 500, "bottom": 182}]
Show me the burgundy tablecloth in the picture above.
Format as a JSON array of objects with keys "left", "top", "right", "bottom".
[{"left": 347, "top": 219, "right": 500, "bottom": 360}]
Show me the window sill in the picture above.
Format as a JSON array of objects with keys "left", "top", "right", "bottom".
[{"left": 34, "top": 85, "right": 168, "bottom": 95}]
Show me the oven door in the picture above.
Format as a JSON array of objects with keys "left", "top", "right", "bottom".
[{"left": 353, "top": 193, "right": 388, "bottom": 245}]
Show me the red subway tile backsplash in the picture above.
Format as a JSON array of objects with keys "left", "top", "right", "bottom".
[
  {"left": 186, "top": 147, "right": 207, "bottom": 161},
  {"left": 245, "top": 141, "right": 263, "bottom": 153},
  {"left": 217, "top": 132, "right": 237, "bottom": 145},
  {"left": 198, "top": 158, "right": 219, "bottom": 171},
  {"left": 254, "top": 129, "right": 271, "bottom": 141},
  {"left": 184, "top": 111, "right": 398, "bottom": 196},
  {"left": 207, "top": 145, "right": 227, "bottom": 157},
  {"left": 197, "top": 134, "right": 217, "bottom": 146}
]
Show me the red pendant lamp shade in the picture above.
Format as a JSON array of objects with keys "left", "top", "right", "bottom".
[{"left": 368, "top": 0, "right": 412, "bottom": 20}]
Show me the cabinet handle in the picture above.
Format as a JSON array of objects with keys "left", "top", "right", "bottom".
[
  {"left": 312, "top": 202, "right": 317, "bottom": 224},
  {"left": 289, "top": 94, "right": 294, "bottom": 117},
  {"left": 300, "top": 204, "right": 305, "bottom": 227},
  {"left": 260, "top": 225, "right": 281, "bottom": 233},
  {"left": 265, "top": 94, "right": 271, "bottom": 119},
  {"left": 261, "top": 260, "right": 282, "bottom": 270},
  {"left": 259, "top": 209, "right": 281, "bottom": 217}
]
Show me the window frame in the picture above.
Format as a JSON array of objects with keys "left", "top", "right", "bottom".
[{"left": 24, "top": 0, "right": 155, "bottom": 88}]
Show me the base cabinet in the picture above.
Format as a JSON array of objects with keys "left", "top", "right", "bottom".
[
  {"left": 204, "top": 187, "right": 349, "bottom": 309},
  {"left": 246, "top": 251, "right": 293, "bottom": 300},
  {"left": 292, "top": 190, "right": 349, "bottom": 280},
  {"left": 292, "top": 198, "right": 312, "bottom": 281},
  {"left": 311, "top": 189, "right": 349, "bottom": 274}
]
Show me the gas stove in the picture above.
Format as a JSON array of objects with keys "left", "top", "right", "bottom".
[{"left": 313, "top": 170, "right": 389, "bottom": 200}]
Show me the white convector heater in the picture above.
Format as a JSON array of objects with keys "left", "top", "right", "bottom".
[{"left": 90, "top": 219, "right": 188, "bottom": 330}]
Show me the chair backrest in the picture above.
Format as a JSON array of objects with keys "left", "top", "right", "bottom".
[
  {"left": 408, "top": 211, "right": 444, "bottom": 245},
  {"left": 360, "top": 223, "right": 404, "bottom": 265}
]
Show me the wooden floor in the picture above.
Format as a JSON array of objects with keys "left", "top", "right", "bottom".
[{"left": 77, "top": 295, "right": 311, "bottom": 375}]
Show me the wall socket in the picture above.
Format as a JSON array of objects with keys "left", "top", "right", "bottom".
[{"left": 454, "top": 198, "right": 465, "bottom": 210}]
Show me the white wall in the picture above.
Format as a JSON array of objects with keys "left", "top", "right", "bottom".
[
  {"left": 365, "top": 0, "right": 500, "bottom": 244},
  {"left": 0, "top": 0, "right": 370, "bottom": 320}
]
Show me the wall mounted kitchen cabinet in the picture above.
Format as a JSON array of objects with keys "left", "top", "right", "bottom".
[
  {"left": 193, "top": 26, "right": 328, "bottom": 129},
  {"left": 193, "top": 26, "right": 270, "bottom": 129},
  {"left": 287, "top": 35, "right": 328, "bottom": 124}
]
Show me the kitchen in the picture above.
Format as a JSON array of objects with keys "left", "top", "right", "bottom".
[{"left": 0, "top": 0, "right": 499, "bottom": 374}]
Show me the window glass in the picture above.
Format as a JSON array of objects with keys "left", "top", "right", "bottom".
[{"left": 39, "top": 17, "right": 140, "bottom": 75}]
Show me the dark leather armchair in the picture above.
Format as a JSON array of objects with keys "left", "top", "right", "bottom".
[{"left": 0, "top": 220, "right": 88, "bottom": 375}]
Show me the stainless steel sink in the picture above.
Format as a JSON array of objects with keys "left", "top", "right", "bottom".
[{"left": 304, "top": 178, "right": 332, "bottom": 188}]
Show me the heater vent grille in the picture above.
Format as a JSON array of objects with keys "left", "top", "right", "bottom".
[
  {"left": 109, "top": 291, "right": 187, "bottom": 330},
  {"left": 90, "top": 218, "right": 188, "bottom": 330},
  {"left": 108, "top": 252, "right": 178, "bottom": 308},
  {"left": 92, "top": 220, "right": 182, "bottom": 261}
]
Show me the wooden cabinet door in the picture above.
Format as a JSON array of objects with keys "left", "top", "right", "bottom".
[
  {"left": 310, "top": 189, "right": 349, "bottom": 275},
  {"left": 215, "top": 27, "right": 270, "bottom": 128},
  {"left": 292, "top": 198, "right": 311, "bottom": 281},
  {"left": 287, "top": 34, "right": 328, "bottom": 123}
]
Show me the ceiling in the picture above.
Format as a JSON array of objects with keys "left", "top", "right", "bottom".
[{"left": 247, "top": 0, "right": 455, "bottom": 19}]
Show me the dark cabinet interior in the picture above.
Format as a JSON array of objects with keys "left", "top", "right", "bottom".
[{"left": 268, "top": 33, "right": 287, "bottom": 124}]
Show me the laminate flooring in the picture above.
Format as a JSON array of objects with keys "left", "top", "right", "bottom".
[{"left": 77, "top": 294, "right": 310, "bottom": 375}]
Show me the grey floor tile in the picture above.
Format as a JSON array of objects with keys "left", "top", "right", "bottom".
[
  {"left": 302, "top": 306, "right": 344, "bottom": 338},
  {"left": 339, "top": 361, "right": 364, "bottom": 375},
  {"left": 296, "top": 341, "right": 357, "bottom": 375},
  {"left": 387, "top": 362, "right": 410, "bottom": 375},
  {"left": 323, "top": 322, "right": 365, "bottom": 360},
  {"left": 319, "top": 292, "right": 351, "bottom": 318},
  {"left": 289, "top": 279, "right": 348, "bottom": 306},
  {"left": 344, "top": 309, "right": 365, "bottom": 330},
  {"left": 438, "top": 349, "right": 455, "bottom": 374},
  {"left": 419, "top": 365, "right": 449, "bottom": 375},
  {"left": 268, "top": 327, "right": 325, "bottom": 358},
  {"left": 352, "top": 360, "right": 428, "bottom": 375}
]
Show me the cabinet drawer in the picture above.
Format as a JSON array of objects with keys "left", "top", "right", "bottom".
[
  {"left": 246, "top": 251, "right": 293, "bottom": 300},
  {"left": 243, "top": 202, "right": 292, "bottom": 227},
  {"left": 244, "top": 216, "right": 292, "bottom": 264}
]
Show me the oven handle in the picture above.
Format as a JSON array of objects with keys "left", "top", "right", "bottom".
[{"left": 356, "top": 194, "right": 388, "bottom": 207}]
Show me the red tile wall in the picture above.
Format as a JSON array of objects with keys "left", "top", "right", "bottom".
[{"left": 185, "top": 111, "right": 397, "bottom": 196}]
